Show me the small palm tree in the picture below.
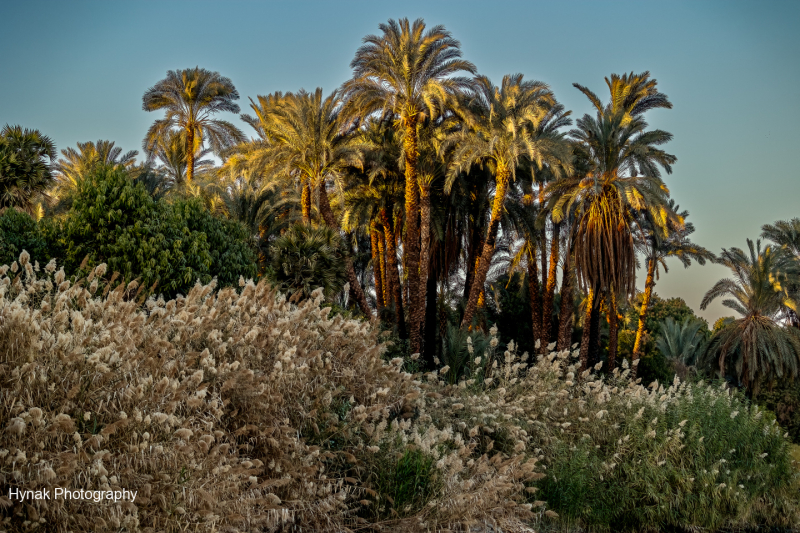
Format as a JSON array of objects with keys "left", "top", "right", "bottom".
[
  {"left": 142, "top": 67, "right": 245, "bottom": 184},
  {"left": 699, "top": 239, "right": 800, "bottom": 393},
  {"left": 444, "top": 74, "right": 571, "bottom": 329},
  {"left": 0, "top": 125, "right": 57, "bottom": 214},
  {"left": 656, "top": 316, "right": 708, "bottom": 367},
  {"left": 762, "top": 218, "right": 800, "bottom": 328},
  {"left": 344, "top": 17, "right": 476, "bottom": 352},
  {"left": 55, "top": 140, "right": 137, "bottom": 191},
  {"left": 146, "top": 129, "right": 214, "bottom": 187}
]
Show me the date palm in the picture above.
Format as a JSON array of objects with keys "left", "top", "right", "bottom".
[
  {"left": 548, "top": 74, "right": 675, "bottom": 369},
  {"left": 444, "top": 74, "right": 571, "bottom": 329},
  {"left": 762, "top": 218, "right": 800, "bottom": 328},
  {"left": 632, "top": 201, "right": 715, "bottom": 363},
  {"left": 142, "top": 67, "right": 245, "bottom": 184},
  {"left": 55, "top": 140, "right": 137, "bottom": 193},
  {"left": 699, "top": 239, "right": 800, "bottom": 393},
  {"left": 0, "top": 125, "right": 56, "bottom": 214},
  {"left": 146, "top": 129, "right": 214, "bottom": 187},
  {"left": 344, "top": 17, "right": 476, "bottom": 352}
]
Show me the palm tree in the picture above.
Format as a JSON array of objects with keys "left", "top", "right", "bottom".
[
  {"left": 0, "top": 125, "right": 56, "bottom": 214},
  {"left": 762, "top": 218, "right": 800, "bottom": 328},
  {"left": 444, "top": 74, "right": 571, "bottom": 330},
  {"left": 699, "top": 239, "right": 800, "bottom": 393},
  {"left": 344, "top": 17, "right": 476, "bottom": 353},
  {"left": 228, "top": 88, "right": 372, "bottom": 315},
  {"left": 631, "top": 201, "right": 715, "bottom": 365},
  {"left": 656, "top": 316, "right": 708, "bottom": 367},
  {"left": 145, "top": 129, "right": 215, "bottom": 187},
  {"left": 548, "top": 73, "right": 675, "bottom": 369},
  {"left": 54, "top": 139, "right": 138, "bottom": 196},
  {"left": 142, "top": 67, "right": 245, "bottom": 184}
]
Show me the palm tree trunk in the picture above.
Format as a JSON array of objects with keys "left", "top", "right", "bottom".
[
  {"left": 579, "top": 286, "right": 595, "bottom": 371},
  {"left": 541, "top": 222, "right": 561, "bottom": 351},
  {"left": 528, "top": 246, "right": 543, "bottom": 349},
  {"left": 318, "top": 186, "right": 372, "bottom": 317},
  {"left": 301, "top": 183, "right": 312, "bottom": 224},
  {"left": 185, "top": 127, "right": 195, "bottom": 184},
  {"left": 633, "top": 258, "right": 657, "bottom": 370},
  {"left": 607, "top": 290, "right": 618, "bottom": 371},
  {"left": 463, "top": 198, "right": 483, "bottom": 301},
  {"left": 403, "top": 116, "right": 423, "bottom": 353},
  {"left": 370, "top": 220, "right": 384, "bottom": 312},
  {"left": 557, "top": 248, "right": 574, "bottom": 351},
  {"left": 423, "top": 263, "right": 438, "bottom": 368},
  {"left": 416, "top": 182, "right": 432, "bottom": 353},
  {"left": 377, "top": 227, "right": 389, "bottom": 310},
  {"left": 381, "top": 208, "right": 407, "bottom": 339},
  {"left": 461, "top": 166, "right": 510, "bottom": 329}
]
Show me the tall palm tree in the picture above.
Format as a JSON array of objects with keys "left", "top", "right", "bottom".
[
  {"left": 762, "top": 218, "right": 800, "bottom": 328},
  {"left": 0, "top": 125, "right": 56, "bottom": 214},
  {"left": 548, "top": 73, "right": 675, "bottom": 369},
  {"left": 632, "top": 201, "right": 715, "bottom": 364},
  {"left": 444, "top": 74, "right": 571, "bottom": 330},
  {"left": 228, "top": 88, "right": 372, "bottom": 315},
  {"left": 343, "top": 17, "right": 476, "bottom": 353},
  {"left": 699, "top": 239, "right": 800, "bottom": 393},
  {"left": 142, "top": 67, "right": 245, "bottom": 184}
]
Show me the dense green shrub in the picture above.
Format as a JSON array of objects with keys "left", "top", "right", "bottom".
[
  {"left": 0, "top": 208, "right": 50, "bottom": 265},
  {"left": 37, "top": 165, "right": 256, "bottom": 297},
  {"left": 758, "top": 378, "right": 800, "bottom": 444}
]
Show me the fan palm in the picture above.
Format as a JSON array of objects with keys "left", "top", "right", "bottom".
[
  {"left": 343, "top": 17, "right": 476, "bottom": 352},
  {"left": 142, "top": 67, "right": 245, "bottom": 184},
  {"left": 548, "top": 74, "right": 675, "bottom": 369},
  {"left": 444, "top": 74, "right": 571, "bottom": 329},
  {"left": 656, "top": 316, "right": 708, "bottom": 366},
  {"left": 0, "top": 125, "right": 56, "bottom": 214},
  {"left": 632, "top": 201, "right": 715, "bottom": 363},
  {"left": 699, "top": 239, "right": 800, "bottom": 393}
]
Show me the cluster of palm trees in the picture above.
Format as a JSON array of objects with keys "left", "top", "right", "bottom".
[{"left": 7, "top": 17, "right": 797, "bottom": 387}]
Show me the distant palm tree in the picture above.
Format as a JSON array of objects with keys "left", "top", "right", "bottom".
[
  {"left": 55, "top": 140, "right": 137, "bottom": 189},
  {"left": 548, "top": 72, "right": 676, "bottom": 369},
  {"left": 142, "top": 67, "right": 245, "bottom": 184},
  {"left": 632, "top": 201, "right": 715, "bottom": 363},
  {"left": 699, "top": 239, "right": 800, "bottom": 393},
  {"left": 445, "top": 74, "right": 571, "bottom": 330},
  {"left": 146, "top": 129, "right": 214, "bottom": 186},
  {"left": 344, "top": 17, "right": 476, "bottom": 352},
  {"left": 0, "top": 125, "right": 57, "bottom": 214},
  {"left": 762, "top": 218, "right": 800, "bottom": 328}
]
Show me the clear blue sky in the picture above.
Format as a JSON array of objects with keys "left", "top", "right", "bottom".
[{"left": 2, "top": 0, "right": 799, "bottom": 324}]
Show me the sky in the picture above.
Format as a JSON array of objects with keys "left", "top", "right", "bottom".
[{"left": 1, "top": 0, "right": 799, "bottom": 324}]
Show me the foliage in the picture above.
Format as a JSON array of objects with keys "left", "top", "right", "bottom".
[
  {"left": 266, "top": 223, "right": 348, "bottom": 301},
  {"left": 0, "top": 125, "right": 57, "bottom": 213},
  {"left": 757, "top": 379, "right": 800, "bottom": 444},
  {"left": 655, "top": 316, "right": 709, "bottom": 366},
  {"left": 0, "top": 208, "right": 50, "bottom": 266}
]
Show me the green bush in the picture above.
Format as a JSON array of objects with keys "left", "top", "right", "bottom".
[
  {"left": 0, "top": 208, "right": 50, "bottom": 265},
  {"left": 758, "top": 378, "right": 800, "bottom": 444}
]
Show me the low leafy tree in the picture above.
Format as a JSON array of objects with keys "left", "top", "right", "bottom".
[{"left": 0, "top": 208, "right": 50, "bottom": 265}]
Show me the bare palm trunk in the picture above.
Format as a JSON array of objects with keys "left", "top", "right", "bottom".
[
  {"left": 463, "top": 198, "right": 483, "bottom": 301},
  {"left": 557, "top": 247, "right": 574, "bottom": 351},
  {"left": 416, "top": 182, "right": 432, "bottom": 352},
  {"left": 607, "top": 290, "right": 618, "bottom": 371},
  {"left": 381, "top": 208, "right": 407, "bottom": 339},
  {"left": 377, "top": 227, "right": 389, "bottom": 310},
  {"left": 423, "top": 264, "right": 438, "bottom": 368},
  {"left": 318, "top": 186, "right": 372, "bottom": 317},
  {"left": 461, "top": 166, "right": 510, "bottom": 329},
  {"left": 370, "top": 220, "right": 384, "bottom": 312},
  {"left": 528, "top": 247, "right": 543, "bottom": 349},
  {"left": 185, "top": 127, "right": 195, "bottom": 184},
  {"left": 633, "top": 258, "right": 657, "bottom": 372},
  {"left": 541, "top": 222, "right": 561, "bottom": 351},
  {"left": 404, "top": 116, "right": 423, "bottom": 353},
  {"left": 579, "top": 286, "right": 595, "bottom": 371},
  {"left": 301, "top": 183, "right": 312, "bottom": 224}
]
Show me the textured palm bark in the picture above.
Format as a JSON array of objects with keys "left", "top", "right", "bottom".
[
  {"left": 403, "top": 116, "right": 423, "bottom": 353},
  {"left": 416, "top": 183, "right": 432, "bottom": 351},
  {"left": 579, "top": 287, "right": 595, "bottom": 371},
  {"left": 423, "top": 267, "right": 438, "bottom": 368},
  {"left": 632, "top": 258, "right": 657, "bottom": 372},
  {"left": 318, "top": 187, "right": 372, "bottom": 317},
  {"left": 381, "top": 208, "right": 407, "bottom": 339},
  {"left": 541, "top": 222, "right": 561, "bottom": 351},
  {"left": 528, "top": 248, "right": 543, "bottom": 350},
  {"left": 301, "top": 183, "right": 312, "bottom": 224},
  {"left": 377, "top": 229, "right": 389, "bottom": 309},
  {"left": 556, "top": 249, "right": 574, "bottom": 351},
  {"left": 461, "top": 167, "right": 510, "bottom": 329},
  {"left": 607, "top": 291, "right": 618, "bottom": 371},
  {"left": 370, "top": 221, "right": 384, "bottom": 312},
  {"left": 185, "top": 127, "right": 195, "bottom": 184},
  {"left": 463, "top": 197, "right": 483, "bottom": 301}
]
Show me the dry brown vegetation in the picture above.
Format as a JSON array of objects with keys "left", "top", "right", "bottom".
[{"left": 1, "top": 251, "right": 798, "bottom": 532}]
